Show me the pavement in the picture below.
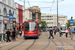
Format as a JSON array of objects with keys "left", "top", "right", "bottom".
[
  {"left": 55, "top": 32, "right": 75, "bottom": 40},
  {"left": 0, "top": 32, "right": 75, "bottom": 50}
]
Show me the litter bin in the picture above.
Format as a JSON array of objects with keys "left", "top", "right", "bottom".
[{"left": 0, "top": 34, "right": 2, "bottom": 41}]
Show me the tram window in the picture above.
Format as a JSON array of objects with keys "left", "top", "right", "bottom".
[
  {"left": 25, "top": 22, "right": 36, "bottom": 31},
  {"left": 25, "top": 22, "right": 29, "bottom": 31},
  {"left": 30, "top": 22, "right": 36, "bottom": 31}
]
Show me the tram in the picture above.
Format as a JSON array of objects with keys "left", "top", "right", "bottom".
[
  {"left": 60, "top": 24, "right": 66, "bottom": 33},
  {"left": 70, "top": 26, "right": 75, "bottom": 32},
  {"left": 23, "top": 19, "right": 39, "bottom": 39}
]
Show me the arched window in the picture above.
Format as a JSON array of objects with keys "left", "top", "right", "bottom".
[
  {"left": 3, "top": 8, "right": 7, "bottom": 16},
  {"left": 13, "top": 11, "right": 14, "bottom": 15},
  {"left": 9, "top": 10, "right": 11, "bottom": 14}
]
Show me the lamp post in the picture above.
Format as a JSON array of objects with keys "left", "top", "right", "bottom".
[
  {"left": 57, "top": 0, "right": 58, "bottom": 28},
  {"left": 57, "top": 0, "right": 64, "bottom": 28}
]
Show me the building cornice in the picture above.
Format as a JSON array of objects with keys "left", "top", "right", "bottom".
[{"left": 0, "top": 1, "right": 16, "bottom": 10}]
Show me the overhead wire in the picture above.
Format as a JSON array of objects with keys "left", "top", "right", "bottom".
[
  {"left": 24, "top": 1, "right": 62, "bottom": 3},
  {"left": 49, "top": 0, "right": 55, "bottom": 14},
  {"left": 27, "top": 0, "right": 31, "bottom": 7}
]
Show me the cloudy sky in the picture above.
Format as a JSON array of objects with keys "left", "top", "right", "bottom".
[{"left": 15, "top": 0, "right": 75, "bottom": 19}]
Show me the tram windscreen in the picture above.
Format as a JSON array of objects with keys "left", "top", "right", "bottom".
[
  {"left": 25, "top": 22, "right": 37, "bottom": 31},
  {"left": 60, "top": 25, "right": 66, "bottom": 30}
]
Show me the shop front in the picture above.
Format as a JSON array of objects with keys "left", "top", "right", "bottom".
[
  {"left": 0, "top": 16, "right": 3, "bottom": 33},
  {"left": 0, "top": 16, "right": 3, "bottom": 41},
  {"left": 3, "top": 19, "right": 9, "bottom": 30}
]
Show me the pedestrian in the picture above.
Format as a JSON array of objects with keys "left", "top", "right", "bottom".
[
  {"left": 59, "top": 28, "right": 62, "bottom": 37},
  {"left": 10, "top": 29, "right": 13, "bottom": 41},
  {"left": 6, "top": 29, "right": 11, "bottom": 42},
  {"left": 16, "top": 28, "right": 18, "bottom": 38},
  {"left": 58, "top": 28, "right": 59, "bottom": 32},
  {"left": 69, "top": 28, "right": 72, "bottom": 37},
  {"left": 49, "top": 28, "right": 54, "bottom": 39},
  {"left": 19, "top": 30, "right": 22, "bottom": 36},
  {"left": 65, "top": 29, "right": 69, "bottom": 38},
  {"left": 12, "top": 29, "right": 16, "bottom": 41},
  {"left": 54, "top": 28, "right": 56, "bottom": 35}
]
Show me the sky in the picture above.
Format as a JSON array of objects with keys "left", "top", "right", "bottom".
[{"left": 15, "top": 0, "right": 75, "bottom": 19}]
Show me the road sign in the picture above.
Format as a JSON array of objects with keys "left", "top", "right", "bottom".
[
  {"left": 9, "top": 14, "right": 13, "bottom": 19},
  {"left": 70, "top": 19, "right": 74, "bottom": 24}
]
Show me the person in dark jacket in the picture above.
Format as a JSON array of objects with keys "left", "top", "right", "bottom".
[
  {"left": 49, "top": 29, "right": 54, "bottom": 39},
  {"left": 12, "top": 29, "right": 16, "bottom": 41},
  {"left": 6, "top": 29, "right": 11, "bottom": 42}
]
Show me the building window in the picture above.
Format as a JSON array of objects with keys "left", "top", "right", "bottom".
[
  {"left": 47, "top": 16, "right": 49, "bottom": 17},
  {"left": 13, "top": 11, "right": 14, "bottom": 15},
  {"left": 47, "top": 22, "right": 53, "bottom": 24},
  {"left": 8, "top": 0, "right": 11, "bottom": 5},
  {"left": 50, "top": 16, "right": 53, "bottom": 17},
  {"left": 59, "top": 17, "right": 65, "bottom": 18},
  {"left": 9, "top": 10, "right": 11, "bottom": 14},
  {"left": 3, "top": 8, "right": 7, "bottom": 16},
  {"left": 29, "top": 12, "right": 31, "bottom": 18},
  {"left": 47, "top": 19, "right": 53, "bottom": 20}
]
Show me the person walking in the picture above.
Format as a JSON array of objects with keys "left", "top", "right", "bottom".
[
  {"left": 49, "top": 28, "right": 54, "bottom": 39},
  {"left": 6, "top": 29, "right": 11, "bottom": 42},
  {"left": 16, "top": 28, "right": 18, "bottom": 38},
  {"left": 19, "top": 30, "right": 22, "bottom": 36},
  {"left": 65, "top": 29, "right": 69, "bottom": 38},
  {"left": 10, "top": 29, "right": 13, "bottom": 41},
  {"left": 69, "top": 28, "right": 72, "bottom": 38},
  {"left": 59, "top": 28, "right": 62, "bottom": 37},
  {"left": 53, "top": 28, "right": 56, "bottom": 35},
  {"left": 12, "top": 29, "right": 16, "bottom": 41}
]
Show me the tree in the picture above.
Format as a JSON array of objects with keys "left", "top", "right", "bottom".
[
  {"left": 66, "top": 20, "right": 70, "bottom": 28},
  {"left": 41, "top": 21, "right": 47, "bottom": 29},
  {"left": 73, "top": 22, "right": 75, "bottom": 26}
]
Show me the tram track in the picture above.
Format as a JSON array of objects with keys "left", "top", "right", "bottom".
[
  {"left": 54, "top": 36, "right": 64, "bottom": 50},
  {"left": 50, "top": 38, "right": 59, "bottom": 50},
  {"left": 27, "top": 32, "right": 48, "bottom": 50},
  {"left": 44, "top": 34, "right": 63, "bottom": 50},
  {"left": 0, "top": 38, "right": 36, "bottom": 50},
  {"left": 55, "top": 36, "right": 75, "bottom": 48},
  {"left": 0, "top": 37, "right": 23, "bottom": 48},
  {"left": 42, "top": 34, "right": 50, "bottom": 50},
  {"left": 8, "top": 40, "right": 25, "bottom": 50},
  {"left": 26, "top": 39, "right": 36, "bottom": 50},
  {"left": 0, "top": 36, "right": 23, "bottom": 45}
]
